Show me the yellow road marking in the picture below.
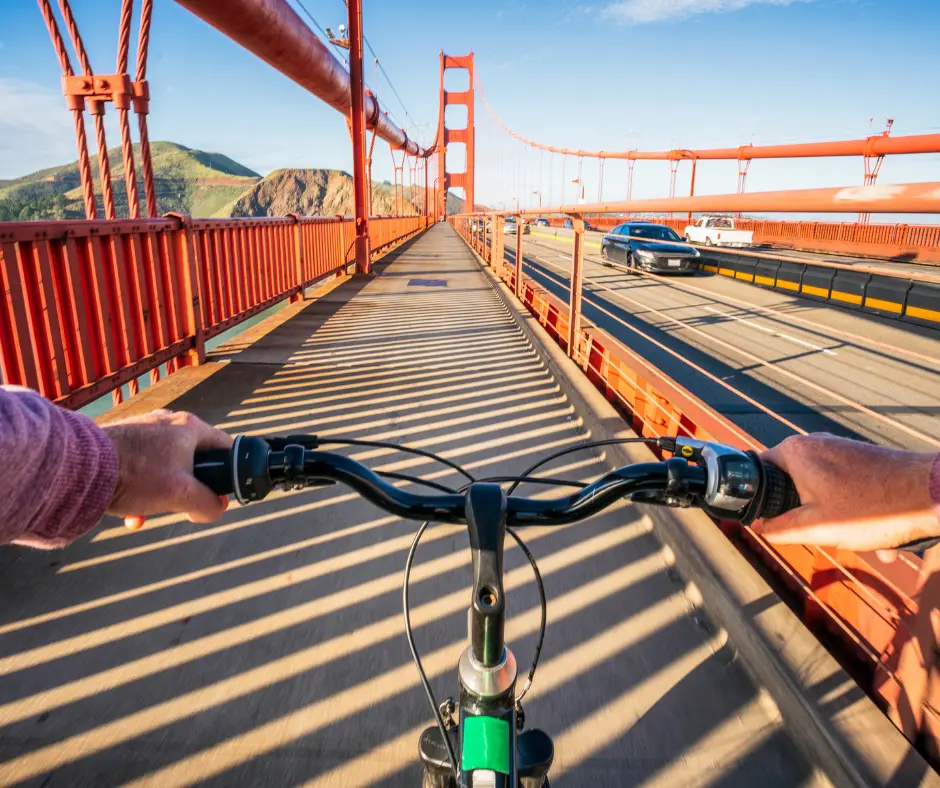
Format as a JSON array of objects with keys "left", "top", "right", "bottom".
[
  {"left": 907, "top": 305, "right": 940, "bottom": 322},
  {"left": 864, "top": 296, "right": 903, "bottom": 314},
  {"left": 830, "top": 290, "right": 863, "bottom": 305}
]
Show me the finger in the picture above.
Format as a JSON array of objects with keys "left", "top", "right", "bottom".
[
  {"left": 173, "top": 474, "right": 229, "bottom": 523},
  {"left": 751, "top": 504, "right": 804, "bottom": 536},
  {"left": 759, "top": 444, "right": 790, "bottom": 474},
  {"left": 758, "top": 518, "right": 894, "bottom": 551},
  {"left": 124, "top": 515, "right": 146, "bottom": 531},
  {"left": 875, "top": 549, "right": 899, "bottom": 563},
  {"left": 190, "top": 418, "right": 234, "bottom": 452}
]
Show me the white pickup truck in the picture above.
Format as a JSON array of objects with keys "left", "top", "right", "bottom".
[{"left": 683, "top": 216, "right": 753, "bottom": 248}]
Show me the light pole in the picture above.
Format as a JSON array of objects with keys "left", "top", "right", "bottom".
[
  {"left": 571, "top": 178, "right": 584, "bottom": 205},
  {"left": 513, "top": 196, "right": 520, "bottom": 212},
  {"left": 532, "top": 190, "right": 541, "bottom": 209}
]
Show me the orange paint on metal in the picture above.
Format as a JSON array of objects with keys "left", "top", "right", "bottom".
[
  {"left": 475, "top": 73, "right": 940, "bottom": 162},
  {"left": 173, "top": 0, "right": 428, "bottom": 157},
  {"left": 520, "top": 182, "right": 940, "bottom": 217},
  {"left": 437, "top": 52, "right": 476, "bottom": 214}
]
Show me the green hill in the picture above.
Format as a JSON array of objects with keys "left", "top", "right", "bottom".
[
  {"left": 0, "top": 141, "right": 260, "bottom": 221},
  {"left": 0, "top": 142, "right": 466, "bottom": 222}
]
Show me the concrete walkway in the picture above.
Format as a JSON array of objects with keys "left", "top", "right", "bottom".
[{"left": 0, "top": 225, "right": 823, "bottom": 786}]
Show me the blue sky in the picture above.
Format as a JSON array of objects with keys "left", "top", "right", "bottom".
[{"left": 1, "top": 0, "right": 938, "bottom": 217}]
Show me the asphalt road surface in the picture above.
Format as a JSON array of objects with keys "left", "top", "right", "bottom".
[
  {"left": 533, "top": 226, "right": 939, "bottom": 277},
  {"left": 507, "top": 230, "right": 940, "bottom": 449}
]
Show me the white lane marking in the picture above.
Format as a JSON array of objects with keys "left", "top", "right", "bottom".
[{"left": 704, "top": 306, "right": 837, "bottom": 355}]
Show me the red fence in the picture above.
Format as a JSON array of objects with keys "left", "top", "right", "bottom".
[
  {"left": 451, "top": 213, "right": 940, "bottom": 764},
  {"left": 542, "top": 215, "right": 940, "bottom": 263},
  {"left": 0, "top": 214, "right": 428, "bottom": 409}
]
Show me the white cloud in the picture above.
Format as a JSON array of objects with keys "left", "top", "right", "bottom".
[
  {"left": 600, "top": 0, "right": 814, "bottom": 24},
  {"left": 0, "top": 78, "right": 83, "bottom": 179}
]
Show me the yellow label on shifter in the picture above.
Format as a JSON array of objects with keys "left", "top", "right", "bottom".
[{"left": 681, "top": 445, "right": 694, "bottom": 458}]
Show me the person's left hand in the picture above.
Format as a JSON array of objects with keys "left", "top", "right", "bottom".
[{"left": 101, "top": 409, "right": 233, "bottom": 531}]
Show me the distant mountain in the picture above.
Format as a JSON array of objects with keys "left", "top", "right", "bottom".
[
  {"left": 225, "top": 168, "right": 464, "bottom": 218},
  {"left": 0, "top": 142, "right": 465, "bottom": 222},
  {"left": 228, "top": 168, "right": 396, "bottom": 218},
  {"left": 0, "top": 141, "right": 260, "bottom": 221}
]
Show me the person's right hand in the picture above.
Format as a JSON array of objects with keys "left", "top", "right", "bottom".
[
  {"left": 101, "top": 409, "right": 233, "bottom": 531},
  {"left": 753, "top": 433, "right": 940, "bottom": 552}
]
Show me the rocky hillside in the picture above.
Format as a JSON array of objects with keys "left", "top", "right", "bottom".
[
  {"left": 1, "top": 143, "right": 466, "bottom": 221},
  {"left": 227, "top": 169, "right": 398, "bottom": 218},
  {"left": 0, "top": 141, "right": 260, "bottom": 221},
  {"left": 225, "top": 168, "right": 464, "bottom": 218}
]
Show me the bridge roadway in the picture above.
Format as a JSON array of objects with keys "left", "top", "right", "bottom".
[
  {"left": 565, "top": 228, "right": 939, "bottom": 276},
  {"left": 510, "top": 231, "right": 940, "bottom": 450},
  {"left": 0, "top": 225, "right": 824, "bottom": 786}
]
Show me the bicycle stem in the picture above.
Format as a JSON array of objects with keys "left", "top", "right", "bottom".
[{"left": 466, "top": 483, "right": 509, "bottom": 668}]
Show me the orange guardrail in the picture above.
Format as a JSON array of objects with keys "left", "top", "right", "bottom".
[
  {"left": 542, "top": 215, "right": 940, "bottom": 263},
  {"left": 0, "top": 214, "right": 428, "bottom": 409},
  {"left": 450, "top": 212, "right": 940, "bottom": 766}
]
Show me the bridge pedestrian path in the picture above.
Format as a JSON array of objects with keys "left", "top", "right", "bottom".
[{"left": 0, "top": 225, "right": 821, "bottom": 786}]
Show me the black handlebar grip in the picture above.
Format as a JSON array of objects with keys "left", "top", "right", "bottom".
[
  {"left": 758, "top": 461, "right": 801, "bottom": 520},
  {"left": 194, "top": 449, "right": 234, "bottom": 496}
]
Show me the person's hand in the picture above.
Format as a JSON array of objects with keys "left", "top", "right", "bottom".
[
  {"left": 101, "top": 410, "right": 233, "bottom": 531},
  {"left": 753, "top": 433, "right": 939, "bottom": 553}
]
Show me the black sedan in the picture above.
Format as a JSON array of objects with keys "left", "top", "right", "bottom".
[
  {"left": 600, "top": 221, "right": 699, "bottom": 273},
  {"left": 562, "top": 218, "right": 595, "bottom": 231}
]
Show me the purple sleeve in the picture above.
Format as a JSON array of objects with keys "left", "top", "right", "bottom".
[
  {"left": 931, "top": 454, "right": 940, "bottom": 524},
  {"left": 0, "top": 386, "right": 118, "bottom": 549}
]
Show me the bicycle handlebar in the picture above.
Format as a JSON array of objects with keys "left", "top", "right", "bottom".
[{"left": 193, "top": 434, "right": 799, "bottom": 526}]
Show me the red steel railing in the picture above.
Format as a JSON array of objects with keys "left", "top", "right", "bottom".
[
  {"left": 450, "top": 212, "right": 940, "bottom": 764},
  {"left": 0, "top": 214, "right": 428, "bottom": 409},
  {"left": 539, "top": 216, "right": 940, "bottom": 263}
]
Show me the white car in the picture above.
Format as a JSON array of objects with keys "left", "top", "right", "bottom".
[{"left": 683, "top": 216, "right": 753, "bottom": 248}]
